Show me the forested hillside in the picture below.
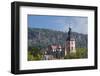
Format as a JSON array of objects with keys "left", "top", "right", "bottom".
[{"left": 28, "top": 28, "right": 87, "bottom": 49}]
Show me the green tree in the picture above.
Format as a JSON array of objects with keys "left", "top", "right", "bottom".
[
  {"left": 28, "top": 47, "right": 43, "bottom": 61},
  {"left": 64, "top": 48, "right": 87, "bottom": 59}
]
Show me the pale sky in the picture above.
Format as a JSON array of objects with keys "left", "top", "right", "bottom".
[{"left": 28, "top": 15, "right": 88, "bottom": 34}]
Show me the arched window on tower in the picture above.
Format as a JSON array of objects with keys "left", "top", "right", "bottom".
[
  {"left": 71, "top": 41, "right": 73, "bottom": 45},
  {"left": 70, "top": 46, "right": 73, "bottom": 50}
]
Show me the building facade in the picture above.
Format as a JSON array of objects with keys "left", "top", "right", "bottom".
[
  {"left": 65, "top": 28, "right": 76, "bottom": 56},
  {"left": 44, "top": 27, "right": 76, "bottom": 60}
]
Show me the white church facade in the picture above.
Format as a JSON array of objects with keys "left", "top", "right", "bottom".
[{"left": 65, "top": 27, "right": 76, "bottom": 55}]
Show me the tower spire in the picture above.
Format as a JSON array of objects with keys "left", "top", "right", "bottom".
[{"left": 67, "top": 27, "right": 72, "bottom": 41}]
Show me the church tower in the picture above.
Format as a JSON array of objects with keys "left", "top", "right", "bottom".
[{"left": 65, "top": 28, "right": 76, "bottom": 56}]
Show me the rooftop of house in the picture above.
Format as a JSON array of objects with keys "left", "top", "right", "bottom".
[{"left": 48, "top": 44, "right": 62, "bottom": 49}]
